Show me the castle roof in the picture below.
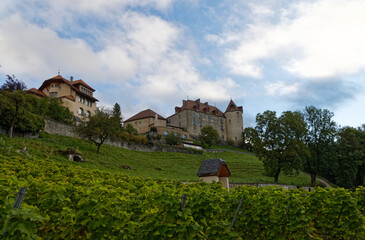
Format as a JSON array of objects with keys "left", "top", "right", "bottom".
[
  {"left": 197, "top": 159, "right": 231, "bottom": 177},
  {"left": 225, "top": 99, "right": 243, "bottom": 113},
  {"left": 124, "top": 109, "right": 166, "bottom": 122},
  {"left": 38, "top": 75, "right": 98, "bottom": 102},
  {"left": 173, "top": 99, "right": 225, "bottom": 117}
]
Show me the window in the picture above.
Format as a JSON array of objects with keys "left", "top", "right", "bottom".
[
  {"left": 222, "top": 135, "right": 224, "bottom": 140},
  {"left": 86, "top": 111, "right": 91, "bottom": 117},
  {"left": 179, "top": 122, "right": 181, "bottom": 127},
  {"left": 198, "top": 114, "right": 202, "bottom": 119},
  {"left": 199, "top": 120, "right": 202, "bottom": 127},
  {"left": 192, "top": 119, "right": 196, "bottom": 126},
  {"left": 87, "top": 100, "right": 92, "bottom": 107},
  {"left": 229, "top": 119, "right": 231, "bottom": 123},
  {"left": 49, "top": 92, "right": 57, "bottom": 98},
  {"left": 182, "top": 134, "right": 187, "bottom": 139},
  {"left": 179, "top": 114, "right": 181, "bottom": 119},
  {"left": 164, "top": 131, "right": 169, "bottom": 135},
  {"left": 208, "top": 116, "right": 211, "bottom": 123},
  {"left": 78, "top": 107, "right": 84, "bottom": 115},
  {"left": 78, "top": 97, "right": 85, "bottom": 104},
  {"left": 192, "top": 112, "right": 196, "bottom": 117}
]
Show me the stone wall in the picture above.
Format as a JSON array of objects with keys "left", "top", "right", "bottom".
[
  {"left": 0, "top": 125, "right": 39, "bottom": 138},
  {"left": 44, "top": 119, "right": 77, "bottom": 138},
  {"left": 43, "top": 119, "right": 201, "bottom": 155}
]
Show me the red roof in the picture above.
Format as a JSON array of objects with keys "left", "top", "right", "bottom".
[
  {"left": 39, "top": 75, "right": 98, "bottom": 102},
  {"left": 174, "top": 99, "right": 225, "bottom": 117},
  {"left": 60, "top": 95, "right": 75, "bottom": 101},
  {"left": 225, "top": 100, "right": 243, "bottom": 113},
  {"left": 26, "top": 88, "right": 47, "bottom": 97},
  {"left": 125, "top": 109, "right": 166, "bottom": 122},
  {"left": 72, "top": 79, "right": 95, "bottom": 92}
]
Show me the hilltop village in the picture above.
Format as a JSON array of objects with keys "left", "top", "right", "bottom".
[{"left": 27, "top": 75, "right": 244, "bottom": 145}]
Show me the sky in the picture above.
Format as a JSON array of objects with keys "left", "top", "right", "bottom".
[{"left": 0, "top": 0, "right": 364, "bottom": 128}]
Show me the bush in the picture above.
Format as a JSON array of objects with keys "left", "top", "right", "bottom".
[{"left": 165, "top": 133, "right": 181, "bottom": 146}]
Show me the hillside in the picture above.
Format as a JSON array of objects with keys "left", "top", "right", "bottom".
[{"left": 0, "top": 133, "right": 313, "bottom": 186}]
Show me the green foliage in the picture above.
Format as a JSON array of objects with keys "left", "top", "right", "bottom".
[
  {"left": 0, "top": 154, "right": 364, "bottom": 239},
  {"left": 125, "top": 124, "right": 138, "bottom": 135},
  {"left": 76, "top": 108, "right": 121, "bottom": 153},
  {"left": 335, "top": 127, "right": 365, "bottom": 188},
  {"left": 46, "top": 99, "right": 74, "bottom": 124},
  {"left": 241, "top": 127, "right": 257, "bottom": 151},
  {"left": 112, "top": 103, "right": 123, "bottom": 129},
  {"left": 0, "top": 90, "right": 44, "bottom": 138},
  {"left": 304, "top": 106, "right": 337, "bottom": 184},
  {"left": 165, "top": 133, "right": 181, "bottom": 146},
  {"left": 253, "top": 110, "right": 308, "bottom": 183},
  {"left": 199, "top": 125, "right": 220, "bottom": 148},
  {"left": 150, "top": 126, "right": 157, "bottom": 133},
  {"left": 0, "top": 75, "right": 27, "bottom": 91}
]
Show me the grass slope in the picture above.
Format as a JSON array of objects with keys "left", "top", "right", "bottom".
[{"left": 0, "top": 133, "right": 312, "bottom": 185}]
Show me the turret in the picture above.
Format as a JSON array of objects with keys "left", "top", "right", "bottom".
[{"left": 224, "top": 100, "right": 243, "bottom": 146}]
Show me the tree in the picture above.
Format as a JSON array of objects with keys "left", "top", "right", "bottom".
[
  {"left": 165, "top": 132, "right": 181, "bottom": 146},
  {"left": 199, "top": 125, "right": 220, "bottom": 148},
  {"left": 242, "top": 127, "right": 257, "bottom": 151},
  {"left": 1, "top": 75, "right": 27, "bottom": 91},
  {"left": 253, "top": 110, "right": 308, "bottom": 183},
  {"left": 335, "top": 127, "right": 365, "bottom": 188},
  {"left": 304, "top": 106, "right": 337, "bottom": 184},
  {"left": 0, "top": 90, "right": 44, "bottom": 138},
  {"left": 76, "top": 108, "right": 120, "bottom": 153},
  {"left": 125, "top": 124, "right": 138, "bottom": 135},
  {"left": 112, "top": 103, "right": 123, "bottom": 129}
]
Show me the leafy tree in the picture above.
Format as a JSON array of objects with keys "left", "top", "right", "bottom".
[
  {"left": 253, "top": 110, "right": 308, "bottom": 183},
  {"left": 304, "top": 106, "right": 337, "bottom": 184},
  {"left": 335, "top": 127, "right": 365, "bottom": 187},
  {"left": 242, "top": 127, "right": 257, "bottom": 151},
  {"left": 0, "top": 90, "right": 44, "bottom": 138},
  {"left": 199, "top": 125, "right": 220, "bottom": 148},
  {"left": 0, "top": 75, "right": 27, "bottom": 91},
  {"left": 76, "top": 108, "right": 120, "bottom": 153},
  {"left": 125, "top": 124, "right": 138, "bottom": 135},
  {"left": 165, "top": 132, "right": 181, "bottom": 146},
  {"left": 46, "top": 99, "right": 74, "bottom": 124}
]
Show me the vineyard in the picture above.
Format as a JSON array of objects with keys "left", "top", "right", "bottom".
[{"left": 1, "top": 152, "right": 364, "bottom": 239}]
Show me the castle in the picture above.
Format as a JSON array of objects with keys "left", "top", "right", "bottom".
[
  {"left": 28, "top": 75, "right": 244, "bottom": 145},
  {"left": 125, "top": 98, "right": 244, "bottom": 145}
]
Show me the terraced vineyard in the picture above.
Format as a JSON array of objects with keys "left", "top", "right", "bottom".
[{"left": 1, "top": 147, "right": 364, "bottom": 239}]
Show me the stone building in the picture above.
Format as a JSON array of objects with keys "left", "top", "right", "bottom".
[
  {"left": 124, "top": 109, "right": 191, "bottom": 139},
  {"left": 167, "top": 99, "right": 243, "bottom": 145},
  {"left": 27, "top": 75, "right": 98, "bottom": 120}
]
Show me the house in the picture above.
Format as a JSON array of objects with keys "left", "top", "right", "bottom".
[
  {"left": 27, "top": 75, "right": 98, "bottom": 120},
  {"left": 197, "top": 158, "right": 231, "bottom": 189},
  {"left": 167, "top": 99, "right": 243, "bottom": 145},
  {"left": 124, "top": 109, "right": 191, "bottom": 139}
]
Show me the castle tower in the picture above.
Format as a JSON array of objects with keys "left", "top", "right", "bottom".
[{"left": 224, "top": 100, "right": 243, "bottom": 146}]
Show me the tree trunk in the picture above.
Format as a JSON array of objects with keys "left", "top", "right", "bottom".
[
  {"left": 274, "top": 169, "right": 281, "bottom": 183},
  {"left": 7, "top": 125, "right": 14, "bottom": 139},
  {"left": 97, "top": 144, "right": 101, "bottom": 153}
]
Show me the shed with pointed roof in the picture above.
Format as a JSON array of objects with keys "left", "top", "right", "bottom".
[{"left": 197, "top": 158, "right": 231, "bottom": 189}]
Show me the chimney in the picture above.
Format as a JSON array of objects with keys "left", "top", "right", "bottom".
[{"left": 70, "top": 76, "right": 73, "bottom": 95}]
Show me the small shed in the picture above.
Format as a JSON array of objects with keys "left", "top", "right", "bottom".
[{"left": 197, "top": 159, "right": 231, "bottom": 189}]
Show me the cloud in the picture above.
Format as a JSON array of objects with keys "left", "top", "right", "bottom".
[
  {"left": 224, "top": 0, "right": 365, "bottom": 79},
  {"left": 265, "top": 78, "right": 358, "bottom": 108}
]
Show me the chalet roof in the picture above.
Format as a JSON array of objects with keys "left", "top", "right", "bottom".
[
  {"left": 225, "top": 100, "right": 243, "bottom": 113},
  {"left": 174, "top": 99, "right": 225, "bottom": 117},
  {"left": 38, "top": 75, "right": 98, "bottom": 102},
  {"left": 124, "top": 109, "right": 166, "bottom": 122},
  {"left": 197, "top": 158, "right": 231, "bottom": 177},
  {"left": 26, "top": 88, "right": 47, "bottom": 97}
]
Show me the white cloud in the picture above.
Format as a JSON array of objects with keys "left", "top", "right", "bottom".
[
  {"left": 225, "top": 0, "right": 365, "bottom": 78},
  {"left": 265, "top": 81, "right": 300, "bottom": 96}
]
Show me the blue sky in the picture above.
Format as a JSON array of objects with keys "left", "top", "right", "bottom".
[{"left": 1, "top": 0, "right": 364, "bottom": 127}]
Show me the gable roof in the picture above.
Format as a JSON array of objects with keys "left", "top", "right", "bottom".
[
  {"left": 26, "top": 88, "right": 47, "bottom": 97},
  {"left": 225, "top": 99, "right": 243, "bottom": 113},
  {"left": 173, "top": 99, "right": 225, "bottom": 117},
  {"left": 197, "top": 158, "right": 231, "bottom": 177},
  {"left": 124, "top": 109, "right": 166, "bottom": 122},
  {"left": 38, "top": 75, "right": 98, "bottom": 101},
  {"left": 59, "top": 95, "right": 75, "bottom": 101}
]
